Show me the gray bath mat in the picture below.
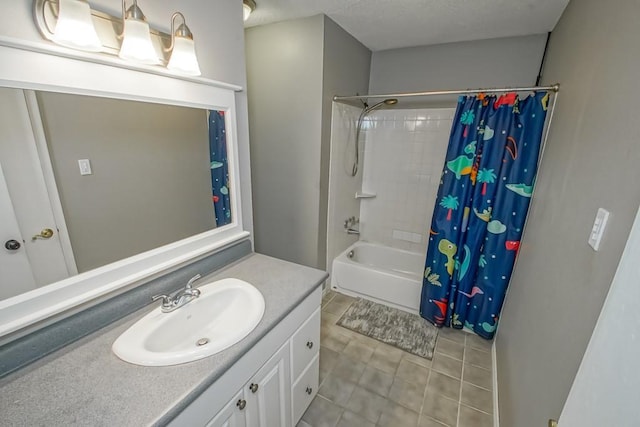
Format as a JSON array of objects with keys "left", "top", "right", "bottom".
[{"left": 337, "top": 298, "right": 438, "bottom": 359}]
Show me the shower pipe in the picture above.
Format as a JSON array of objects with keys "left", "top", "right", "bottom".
[
  {"left": 352, "top": 98, "right": 397, "bottom": 176},
  {"left": 333, "top": 83, "right": 560, "bottom": 102}
]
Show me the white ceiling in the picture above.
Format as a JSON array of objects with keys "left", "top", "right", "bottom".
[{"left": 245, "top": 0, "right": 570, "bottom": 51}]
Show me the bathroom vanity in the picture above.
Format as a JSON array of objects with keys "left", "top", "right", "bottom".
[{"left": 0, "top": 253, "right": 327, "bottom": 426}]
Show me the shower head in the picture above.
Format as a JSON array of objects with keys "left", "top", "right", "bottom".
[{"left": 363, "top": 98, "right": 398, "bottom": 114}]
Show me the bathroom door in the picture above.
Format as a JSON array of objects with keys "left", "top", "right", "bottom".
[
  {"left": 0, "top": 163, "right": 38, "bottom": 300},
  {"left": 0, "top": 88, "right": 73, "bottom": 300}
]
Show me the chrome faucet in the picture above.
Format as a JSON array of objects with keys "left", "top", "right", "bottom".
[
  {"left": 152, "top": 274, "right": 202, "bottom": 313},
  {"left": 344, "top": 216, "right": 360, "bottom": 235}
]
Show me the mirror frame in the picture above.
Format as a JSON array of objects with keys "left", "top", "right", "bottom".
[{"left": 0, "top": 39, "right": 249, "bottom": 342}]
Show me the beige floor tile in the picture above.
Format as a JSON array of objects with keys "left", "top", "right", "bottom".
[
  {"left": 388, "top": 377, "right": 426, "bottom": 413},
  {"left": 431, "top": 353, "right": 463, "bottom": 379},
  {"left": 319, "top": 373, "right": 357, "bottom": 407},
  {"left": 435, "top": 337, "right": 465, "bottom": 361},
  {"left": 358, "top": 366, "right": 394, "bottom": 397},
  {"left": 322, "top": 290, "right": 337, "bottom": 306},
  {"left": 343, "top": 339, "right": 375, "bottom": 364},
  {"left": 321, "top": 312, "right": 340, "bottom": 328},
  {"left": 462, "top": 364, "right": 492, "bottom": 390},
  {"left": 458, "top": 404, "right": 493, "bottom": 427},
  {"left": 437, "top": 327, "right": 467, "bottom": 345},
  {"left": 331, "top": 293, "right": 357, "bottom": 306},
  {"left": 426, "top": 371, "right": 461, "bottom": 401},
  {"left": 347, "top": 386, "right": 388, "bottom": 423},
  {"left": 418, "top": 415, "right": 450, "bottom": 427},
  {"left": 337, "top": 410, "right": 376, "bottom": 427},
  {"left": 319, "top": 346, "right": 340, "bottom": 385},
  {"left": 368, "top": 344, "right": 403, "bottom": 375},
  {"left": 324, "top": 300, "right": 351, "bottom": 316},
  {"left": 421, "top": 392, "right": 459, "bottom": 427},
  {"left": 460, "top": 382, "right": 493, "bottom": 414},
  {"left": 332, "top": 355, "right": 367, "bottom": 383},
  {"left": 377, "top": 400, "right": 419, "bottom": 427},
  {"left": 321, "top": 327, "right": 351, "bottom": 353},
  {"left": 302, "top": 395, "right": 343, "bottom": 427},
  {"left": 464, "top": 347, "right": 492, "bottom": 370},
  {"left": 465, "top": 333, "right": 493, "bottom": 352},
  {"left": 402, "top": 351, "right": 433, "bottom": 369},
  {"left": 395, "top": 358, "right": 431, "bottom": 387}
]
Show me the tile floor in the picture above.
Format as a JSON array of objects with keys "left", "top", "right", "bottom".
[{"left": 299, "top": 291, "right": 494, "bottom": 427}]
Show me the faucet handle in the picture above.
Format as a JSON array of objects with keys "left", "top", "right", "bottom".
[
  {"left": 152, "top": 294, "right": 172, "bottom": 307},
  {"left": 186, "top": 274, "right": 202, "bottom": 289}
]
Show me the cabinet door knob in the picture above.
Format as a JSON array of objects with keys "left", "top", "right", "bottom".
[
  {"left": 236, "top": 399, "right": 246, "bottom": 410},
  {"left": 305, "top": 387, "right": 313, "bottom": 395},
  {"left": 306, "top": 341, "right": 313, "bottom": 349},
  {"left": 249, "top": 383, "right": 259, "bottom": 393}
]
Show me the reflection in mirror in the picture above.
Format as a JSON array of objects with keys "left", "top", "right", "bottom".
[{"left": 0, "top": 88, "right": 232, "bottom": 302}]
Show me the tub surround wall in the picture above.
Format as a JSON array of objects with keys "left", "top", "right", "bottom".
[
  {"left": 326, "top": 103, "right": 363, "bottom": 276},
  {"left": 496, "top": 0, "right": 640, "bottom": 425},
  {"left": 360, "top": 108, "right": 454, "bottom": 253},
  {"left": 320, "top": 16, "right": 372, "bottom": 268}
]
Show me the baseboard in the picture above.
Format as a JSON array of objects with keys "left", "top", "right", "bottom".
[{"left": 492, "top": 340, "right": 500, "bottom": 427}]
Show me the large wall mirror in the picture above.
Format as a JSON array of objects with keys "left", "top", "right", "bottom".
[
  {"left": 1, "top": 89, "right": 233, "bottom": 302},
  {"left": 0, "top": 43, "right": 247, "bottom": 341}
]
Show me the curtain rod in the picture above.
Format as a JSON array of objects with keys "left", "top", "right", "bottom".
[{"left": 333, "top": 83, "right": 560, "bottom": 102}]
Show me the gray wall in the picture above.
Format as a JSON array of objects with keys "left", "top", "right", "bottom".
[
  {"left": 38, "top": 93, "right": 215, "bottom": 272},
  {"left": 246, "top": 15, "right": 371, "bottom": 269},
  {"left": 320, "top": 16, "right": 371, "bottom": 268},
  {"left": 0, "top": 0, "right": 255, "bottom": 243},
  {"left": 496, "top": 0, "right": 640, "bottom": 425},
  {"left": 246, "top": 16, "right": 325, "bottom": 268},
  {"left": 369, "top": 34, "right": 548, "bottom": 94}
]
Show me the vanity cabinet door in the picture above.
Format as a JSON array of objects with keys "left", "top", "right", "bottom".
[
  {"left": 206, "top": 389, "right": 248, "bottom": 427},
  {"left": 290, "top": 308, "right": 321, "bottom": 380},
  {"left": 246, "top": 341, "right": 292, "bottom": 427}
]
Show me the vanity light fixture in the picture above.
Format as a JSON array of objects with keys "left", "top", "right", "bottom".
[
  {"left": 243, "top": 0, "right": 256, "bottom": 21},
  {"left": 166, "top": 12, "right": 201, "bottom": 76},
  {"left": 119, "top": 0, "right": 160, "bottom": 64},
  {"left": 33, "top": 0, "right": 201, "bottom": 76},
  {"left": 51, "top": 0, "right": 102, "bottom": 51}
]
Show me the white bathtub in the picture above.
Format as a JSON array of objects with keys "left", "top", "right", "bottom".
[{"left": 331, "top": 241, "right": 425, "bottom": 313}]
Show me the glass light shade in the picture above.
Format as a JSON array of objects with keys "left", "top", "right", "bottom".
[
  {"left": 119, "top": 18, "right": 160, "bottom": 64},
  {"left": 167, "top": 37, "right": 201, "bottom": 76},
  {"left": 52, "top": 0, "right": 102, "bottom": 52},
  {"left": 243, "top": 4, "right": 252, "bottom": 21}
]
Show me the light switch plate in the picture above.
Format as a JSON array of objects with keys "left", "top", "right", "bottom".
[
  {"left": 78, "top": 159, "right": 92, "bottom": 176},
  {"left": 588, "top": 208, "right": 609, "bottom": 251}
]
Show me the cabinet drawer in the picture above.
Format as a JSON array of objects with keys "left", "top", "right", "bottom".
[
  {"left": 291, "top": 354, "right": 319, "bottom": 425},
  {"left": 291, "top": 308, "right": 321, "bottom": 380}
]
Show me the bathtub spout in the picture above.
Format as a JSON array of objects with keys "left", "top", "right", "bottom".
[{"left": 346, "top": 228, "right": 360, "bottom": 235}]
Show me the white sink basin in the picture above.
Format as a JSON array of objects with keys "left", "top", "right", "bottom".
[{"left": 112, "top": 278, "right": 265, "bottom": 366}]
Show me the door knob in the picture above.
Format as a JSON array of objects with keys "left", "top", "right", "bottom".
[
  {"left": 249, "top": 383, "right": 259, "bottom": 393},
  {"left": 236, "top": 399, "right": 246, "bottom": 410},
  {"left": 4, "top": 239, "right": 21, "bottom": 251},
  {"left": 32, "top": 228, "right": 54, "bottom": 241}
]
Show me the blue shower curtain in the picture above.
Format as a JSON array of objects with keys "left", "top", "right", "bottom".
[
  {"left": 419, "top": 91, "right": 550, "bottom": 339},
  {"left": 209, "top": 110, "right": 231, "bottom": 227}
]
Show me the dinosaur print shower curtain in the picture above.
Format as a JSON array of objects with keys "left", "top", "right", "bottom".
[
  {"left": 209, "top": 110, "right": 232, "bottom": 227},
  {"left": 419, "top": 91, "right": 549, "bottom": 339}
]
